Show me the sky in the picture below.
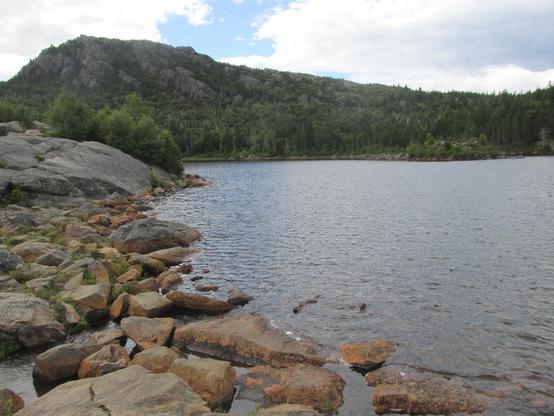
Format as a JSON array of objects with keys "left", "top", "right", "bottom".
[{"left": 1, "top": 0, "right": 554, "bottom": 92}]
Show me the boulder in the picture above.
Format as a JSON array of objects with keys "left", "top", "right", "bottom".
[
  {"left": 109, "top": 293, "right": 130, "bottom": 319},
  {"left": 169, "top": 358, "right": 236, "bottom": 409},
  {"left": 78, "top": 344, "right": 130, "bottom": 378},
  {"left": 145, "top": 247, "right": 197, "bottom": 266},
  {"left": 36, "top": 250, "right": 71, "bottom": 267},
  {"left": 0, "top": 292, "right": 65, "bottom": 349},
  {"left": 120, "top": 316, "right": 175, "bottom": 350},
  {"left": 0, "top": 133, "right": 156, "bottom": 202},
  {"left": 116, "top": 265, "right": 142, "bottom": 283},
  {"left": 63, "top": 224, "right": 102, "bottom": 243},
  {"left": 0, "top": 210, "right": 42, "bottom": 232},
  {"left": 0, "top": 249, "right": 23, "bottom": 273},
  {"left": 238, "top": 365, "right": 344, "bottom": 413},
  {"left": 125, "top": 277, "right": 159, "bottom": 294},
  {"left": 156, "top": 270, "right": 183, "bottom": 293},
  {"left": 33, "top": 343, "right": 101, "bottom": 381},
  {"left": 340, "top": 339, "right": 394, "bottom": 369},
  {"left": 87, "top": 327, "right": 126, "bottom": 346},
  {"left": 10, "top": 241, "right": 59, "bottom": 263},
  {"left": 87, "top": 261, "right": 110, "bottom": 284},
  {"left": 109, "top": 218, "right": 201, "bottom": 254},
  {"left": 365, "top": 365, "right": 488, "bottom": 415},
  {"left": 127, "top": 292, "right": 173, "bottom": 318},
  {"left": 257, "top": 404, "right": 321, "bottom": 416},
  {"left": 16, "top": 365, "right": 211, "bottom": 416},
  {"left": 227, "top": 290, "right": 253, "bottom": 307},
  {"left": 167, "top": 291, "right": 233, "bottom": 315},
  {"left": 130, "top": 346, "right": 181, "bottom": 373},
  {"left": 66, "top": 284, "right": 110, "bottom": 318},
  {"left": 128, "top": 253, "right": 167, "bottom": 275},
  {"left": 0, "top": 388, "right": 24, "bottom": 415},
  {"left": 0, "top": 121, "right": 24, "bottom": 136},
  {"left": 172, "top": 314, "right": 325, "bottom": 367}
]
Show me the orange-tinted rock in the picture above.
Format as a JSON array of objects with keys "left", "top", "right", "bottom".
[
  {"left": 33, "top": 343, "right": 102, "bottom": 381},
  {"left": 109, "top": 293, "right": 130, "bottom": 320},
  {"left": 172, "top": 314, "right": 325, "bottom": 368},
  {"left": 365, "top": 365, "right": 488, "bottom": 415},
  {"left": 156, "top": 270, "right": 183, "bottom": 293},
  {"left": 195, "top": 284, "right": 219, "bottom": 292},
  {"left": 340, "top": 339, "right": 394, "bottom": 369},
  {"left": 78, "top": 344, "right": 130, "bottom": 378},
  {"left": 146, "top": 247, "right": 197, "bottom": 266},
  {"left": 127, "top": 292, "right": 173, "bottom": 318},
  {"left": 0, "top": 389, "right": 24, "bottom": 415},
  {"left": 169, "top": 358, "right": 236, "bottom": 409},
  {"left": 117, "top": 265, "right": 142, "bottom": 283},
  {"left": 166, "top": 291, "right": 232, "bottom": 315},
  {"left": 121, "top": 316, "right": 174, "bottom": 350},
  {"left": 227, "top": 290, "right": 253, "bottom": 307},
  {"left": 257, "top": 404, "right": 321, "bottom": 416},
  {"left": 128, "top": 254, "right": 167, "bottom": 275},
  {"left": 130, "top": 346, "right": 181, "bottom": 373},
  {"left": 239, "top": 365, "right": 344, "bottom": 413}
]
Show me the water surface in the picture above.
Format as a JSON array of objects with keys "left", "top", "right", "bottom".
[{"left": 153, "top": 158, "right": 554, "bottom": 415}]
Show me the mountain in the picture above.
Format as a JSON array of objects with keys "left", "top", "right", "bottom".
[{"left": 1, "top": 35, "right": 553, "bottom": 157}]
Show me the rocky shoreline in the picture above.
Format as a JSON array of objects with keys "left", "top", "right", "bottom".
[{"left": 0, "top": 129, "right": 494, "bottom": 415}]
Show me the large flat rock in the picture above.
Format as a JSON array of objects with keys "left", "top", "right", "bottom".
[
  {"left": 172, "top": 314, "right": 325, "bottom": 367},
  {"left": 0, "top": 133, "right": 157, "bottom": 201},
  {"left": 16, "top": 365, "right": 211, "bottom": 416}
]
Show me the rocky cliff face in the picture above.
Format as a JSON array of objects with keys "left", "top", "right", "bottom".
[
  {"left": 11, "top": 36, "right": 216, "bottom": 100},
  {"left": 0, "top": 132, "right": 164, "bottom": 202}
]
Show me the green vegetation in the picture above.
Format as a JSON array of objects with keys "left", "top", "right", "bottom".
[
  {"left": 321, "top": 399, "right": 338, "bottom": 415},
  {"left": 0, "top": 186, "right": 29, "bottom": 206},
  {"left": 45, "top": 91, "right": 183, "bottom": 174},
  {"left": 150, "top": 170, "right": 163, "bottom": 188},
  {"left": 0, "top": 100, "right": 34, "bottom": 128},
  {"left": 0, "top": 338, "right": 21, "bottom": 361},
  {"left": 1, "top": 36, "right": 553, "bottom": 160},
  {"left": 406, "top": 134, "right": 503, "bottom": 160}
]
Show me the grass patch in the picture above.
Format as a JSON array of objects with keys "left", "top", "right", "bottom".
[
  {"left": 321, "top": 399, "right": 338, "bottom": 415},
  {"left": 33, "top": 151, "right": 45, "bottom": 162},
  {"left": 3, "top": 234, "right": 18, "bottom": 248},
  {"left": 81, "top": 270, "right": 96, "bottom": 285},
  {"left": 150, "top": 170, "right": 163, "bottom": 189},
  {"left": 67, "top": 317, "right": 90, "bottom": 335}
]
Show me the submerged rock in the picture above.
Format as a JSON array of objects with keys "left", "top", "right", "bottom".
[
  {"left": 169, "top": 358, "right": 236, "bottom": 409},
  {"left": 0, "top": 292, "right": 65, "bottom": 349},
  {"left": 166, "top": 290, "right": 233, "bottom": 315},
  {"left": 120, "top": 316, "right": 175, "bottom": 350},
  {"left": 257, "top": 404, "right": 321, "bottom": 416},
  {"left": 109, "top": 218, "right": 201, "bottom": 254},
  {"left": 172, "top": 314, "right": 325, "bottom": 367},
  {"left": 17, "top": 365, "right": 211, "bottom": 416},
  {"left": 365, "top": 365, "right": 488, "bottom": 415},
  {"left": 238, "top": 365, "right": 345, "bottom": 412},
  {"left": 340, "top": 339, "right": 394, "bottom": 369}
]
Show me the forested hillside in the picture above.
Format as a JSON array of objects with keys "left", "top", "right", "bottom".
[{"left": 1, "top": 35, "right": 553, "bottom": 158}]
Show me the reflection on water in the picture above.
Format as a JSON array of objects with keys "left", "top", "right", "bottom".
[{"left": 153, "top": 158, "right": 554, "bottom": 415}]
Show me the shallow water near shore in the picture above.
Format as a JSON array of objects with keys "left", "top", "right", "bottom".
[{"left": 153, "top": 158, "right": 554, "bottom": 415}]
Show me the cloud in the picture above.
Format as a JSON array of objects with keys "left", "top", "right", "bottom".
[
  {"left": 222, "top": 0, "right": 554, "bottom": 92},
  {"left": 0, "top": 0, "right": 213, "bottom": 80}
]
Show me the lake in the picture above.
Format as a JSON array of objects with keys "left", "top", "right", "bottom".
[{"left": 152, "top": 158, "right": 554, "bottom": 415}]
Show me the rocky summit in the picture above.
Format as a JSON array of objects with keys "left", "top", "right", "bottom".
[{"left": 0, "top": 132, "right": 166, "bottom": 203}]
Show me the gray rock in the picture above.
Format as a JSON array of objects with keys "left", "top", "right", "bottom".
[
  {"left": 18, "top": 365, "right": 211, "bottom": 416},
  {"left": 0, "top": 292, "right": 66, "bottom": 348},
  {"left": 0, "top": 249, "right": 23, "bottom": 273},
  {"left": 0, "top": 133, "right": 160, "bottom": 202},
  {"left": 109, "top": 217, "right": 201, "bottom": 254},
  {"left": 0, "top": 121, "right": 24, "bottom": 136},
  {"left": 36, "top": 250, "right": 71, "bottom": 267}
]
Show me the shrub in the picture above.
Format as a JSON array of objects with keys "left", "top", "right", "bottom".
[
  {"left": 1, "top": 186, "right": 29, "bottom": 206},
  {"left": 47, "top": 89, "right": 97, "bottom": 141}
]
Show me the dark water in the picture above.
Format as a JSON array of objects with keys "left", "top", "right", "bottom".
[{"left": 152, "top": 159, "right": 554, "bottom": 415}]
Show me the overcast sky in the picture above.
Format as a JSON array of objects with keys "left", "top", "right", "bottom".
[{"left": 2, "top": 0, "right": 554, "bottom": 92}]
